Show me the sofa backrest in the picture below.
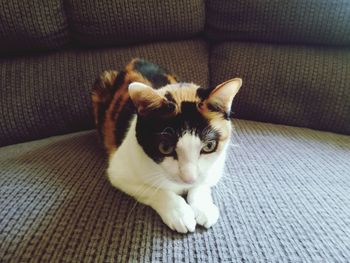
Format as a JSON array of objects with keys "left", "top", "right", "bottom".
[
  {"left": 65, "top": 0, "right": 204, "bottom": 47},
  {"left": 0, "top": 0, "right": 69, "bottom": 54},
  {"left": 206, "top": 0, "right": 350, "bottom": 135},
  {"left": 206, "top": 0, "right": 350, "bottom": 46},
  {"left": 0, "top": 0, "right": 207, "bottom": 146},
  {"left": 0, "top": 0, "right": 205, "bottom": 54},
  {"left": 1, "top": 0, "right": 349, "bottom": 147}
]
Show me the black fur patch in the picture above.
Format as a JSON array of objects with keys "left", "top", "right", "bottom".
[
  {"left": 142, "top": 101, "right": 176, "bottom": 119},
  {"left": 97, "top": 104, "right": 107, "bottom": 136},
  {"left": 196, "top": 86, "right": 212, "bottom": 101},
  {"left": 164, "top": 91, "right": 176, "bottom": 104},
  {"left": 114, "top": 99, "right": 136, "bottom": 147},
  {"left": 133, "top": 59, "right": 171, "bottom": 89},
  {"left": 112, "top": 70, "right": 126, "bottom": 94},
  {"left": 135, "top": 101, "right": 220, "bottom": 163},
  {"left": 110, "top": 94, "right": 125, "bottom": 120}
]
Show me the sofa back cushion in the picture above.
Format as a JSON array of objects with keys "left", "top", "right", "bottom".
[
  {"left": 206, "top": 0, "right": 350, "bottom": 46},
  {"left": 0, "top": 0, "right": 69, "bottom": 54},
  {"left": 210, "top": 42, "right": 350, "bottom": 135},
  {"left": 66, "top": 0, "right": 205, "bottom": 47},
  {"left": 0, "top": 0, "right": 205, "bottom": 54}
]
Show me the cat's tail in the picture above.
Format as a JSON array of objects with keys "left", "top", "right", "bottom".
[{"left": 91, "top": 70, "right": 119, "bottom": 135}]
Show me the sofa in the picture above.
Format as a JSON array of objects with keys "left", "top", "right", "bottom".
[{"left": 1, "top": 0, "right": 349, "bottom": 262}]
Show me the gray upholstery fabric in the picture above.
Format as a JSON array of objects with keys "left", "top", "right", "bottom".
[
  {"left": 206, "top": 0, "right": 350, "bottom": 46},
  {"left": 1, "top": 119, "right": 349, "bottom": 262},
  {"left": 0, "top": 40, "right": 209, "bottom": 146},
  {"left": 210, "top": 41, "right": 350, "bottom": 135},
  {"left": 66, "top": 0, "right": 205, "bottom": 47},
  {"left": 0, "top": 0, "right": 69, "bottom": 54}
]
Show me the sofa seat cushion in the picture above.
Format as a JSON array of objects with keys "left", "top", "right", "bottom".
[
  {"left": 210, "top": 41, "right": 350, "bottom": 135},
  {"left": 206, "top": 0, "right": 350, "bottom": 46},
  {"left": 0, "top": 40, "right": 209, "bottom": 146},
  {"left": 1, "top": 119, "right": 349, "bottom": 262}
]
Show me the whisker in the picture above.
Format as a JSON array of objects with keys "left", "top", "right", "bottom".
[{"left": 123, "top": 176, "right": 165, "bottom": 224}]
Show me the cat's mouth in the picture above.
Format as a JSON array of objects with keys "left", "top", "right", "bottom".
[
  {"left": 159, "top": 166, "right": 201, "bottom": 186},
  {"left": 173, "top": 174, "right": 202, "bottom": 186}
]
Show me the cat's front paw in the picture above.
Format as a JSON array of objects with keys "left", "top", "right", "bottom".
[
  {"left": 158, "top": 200, "right": 196, "bottom": 234},
  {"left": 190, "top": 203, "right": 219, "bottom": 229}
]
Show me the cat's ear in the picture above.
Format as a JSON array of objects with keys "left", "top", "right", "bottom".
[
  {"left": 205, "top": 78, "right": 242, "bottom": 113},
  {"left": 129, "top": 82, "right": 174, "bottom": 116}
]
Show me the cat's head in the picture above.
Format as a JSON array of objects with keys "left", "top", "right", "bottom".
[{"left": 128, "top": 79, "right": 242, "bottom": 186}]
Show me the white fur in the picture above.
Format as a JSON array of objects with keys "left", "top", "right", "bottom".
[{"left": 107, "top": 117, "right": 230, "bottom": 233}]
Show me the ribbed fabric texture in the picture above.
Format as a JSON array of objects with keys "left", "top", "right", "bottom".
[
  {"left": 0, "top": 0, "right": 204, "bottom": 54},
  {"left": 0, "top": 40, "right": 209, "bottom": 146},
  {"left": 210, "top": 41, "right": 350, "bottom": 135},
  {"left": 66, "top": 0, "right": 205, "bottom": 47},
  {"left": 1, "top": 119, "right": 349, "bottom": 262},
  {"left": 0, "top": 0, "right": 69, "bottom": 54},
  {"left": 206, "top": 0, "right": 350, "bottom": 46}
]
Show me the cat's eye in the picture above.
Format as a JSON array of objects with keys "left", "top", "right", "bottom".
[
  {"left": 201, "top": 140, "right": 217, "bottom": 153},
  {"left": 159, "top": 142, "right": 175, "bottom": 155}
]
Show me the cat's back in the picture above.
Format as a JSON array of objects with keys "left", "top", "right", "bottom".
[
  {"left": 130, "top": 59, "right": 177, "bottom": 89},
  {"left": 91, "top": 58, "right": 178, "bottom": 155}
]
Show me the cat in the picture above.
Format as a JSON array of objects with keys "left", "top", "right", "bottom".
[{"left": 91, "top": 58, "right": 242, "bottom": 233}]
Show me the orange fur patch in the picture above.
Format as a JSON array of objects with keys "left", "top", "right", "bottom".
[
  {"left": 91, "top": 70, "right": 118, "bottom": 126},
  {"left": 102, "top": 65, "right": 153, "bottom": 154},
  {"left": 198, "top": 98, "right": 232, "bottom": 142},
  {"left": 167, "top": 74, "right": 178, "bottom": 84},
  {"left": 159, "top": 83, "right": 200, "bottom": 113}
]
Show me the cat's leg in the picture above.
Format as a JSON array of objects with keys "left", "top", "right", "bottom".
[
  {"left": 187, "top": 185, "right": 220, "bottom": 228},
  {"left": 148, "top": 189, "right": 196, "bottom": 233},
  {"left": 187, "top": 148, "right": 227, "bottom": 228},
  {"left": 109, "top": 176, "right": 196, "bottom": 233}
]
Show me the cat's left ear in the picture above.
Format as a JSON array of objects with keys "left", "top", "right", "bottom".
[{"left": 205, "top": 78, "right": 242, "bottom": 113}]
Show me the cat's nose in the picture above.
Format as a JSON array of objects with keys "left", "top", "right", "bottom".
[{"left": 180, "top": 164, "right": 197, "bottom": 184}]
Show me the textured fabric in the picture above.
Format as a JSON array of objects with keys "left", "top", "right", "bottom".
[
  {"left": 206, "top": 0, "right": 350, "bottom": 46},
  {"left": 0, "top": 0, "right": 205, "bottom": 54},
  {"left": 66, "top": 0, "right": 205, "bottom": 47},
  {"left": 1, "top": 119, "right": 349, "bottom": 262},
  {"left": 0, "top": 0, "right": 69, "bottom": 54},
  {"left": 0, "top": 40, "right": 209, "bottom": 146},
  {"left": 210, "top": 41, "right": 350, "bottom": 135}
]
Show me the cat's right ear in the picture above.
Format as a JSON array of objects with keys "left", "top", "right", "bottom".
[{"left": 128, "top": 82, "right": 169, "bottom": 116}]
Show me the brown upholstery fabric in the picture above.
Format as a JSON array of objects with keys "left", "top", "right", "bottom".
[
  {"left": 0, "top": 40, "right": 209, "bottom": 146},
  {"left": 65, "top": 0, "right": 205, "bottom": 47},
  {"left": 206, "top": 0, "right": 350, "bottom": 46},
  {"left": 0, "top": 0, "right": 205, "bottom": 54},
  {"left": 0, "top": 0, "right": 69, "bottom": 54},
  {"left": 210, "top": 41, "right": 350, "bottom": 135}
]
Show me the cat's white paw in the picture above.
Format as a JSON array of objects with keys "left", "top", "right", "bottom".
[
  {"left": 191, "top": 203, "right": 219, "bottom": 229},
  {"left": 158, "top": 200, "right": 196, "bottom": 233}
]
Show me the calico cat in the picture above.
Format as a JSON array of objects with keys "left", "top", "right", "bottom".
[{"left": 91, "top": 58, "right": 242, "bottom": 233}]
